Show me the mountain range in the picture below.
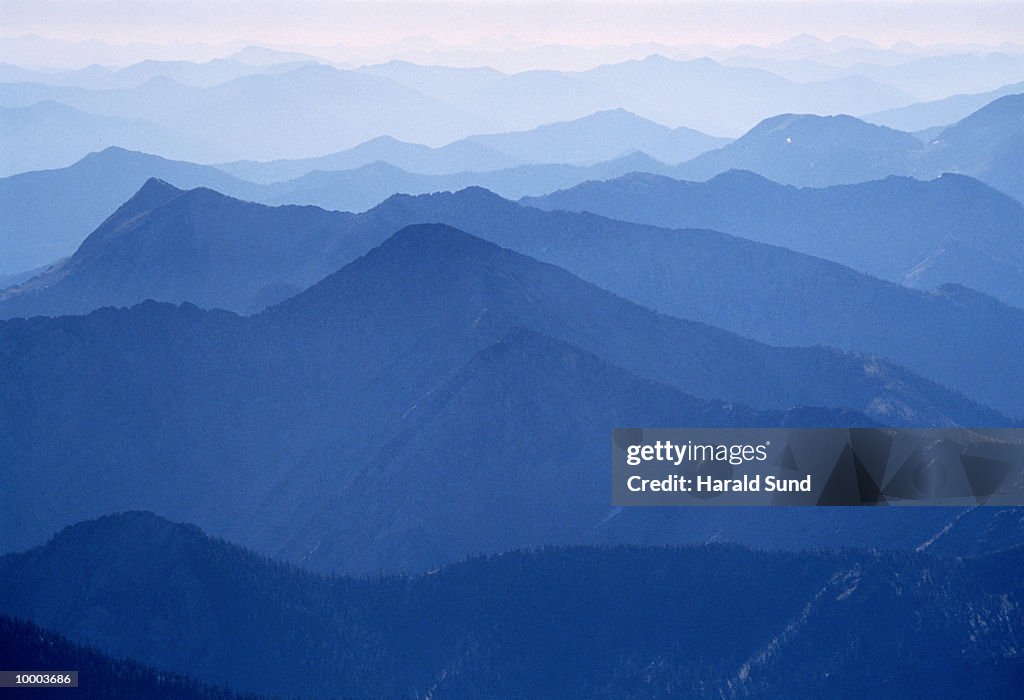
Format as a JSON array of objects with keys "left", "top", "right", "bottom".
[
  {"left": 450, "top": 107, "right": 728, "bottom": 165},
  {"left": 0, "top": 65, "right": 486, "bottom": 163},
  {"left": 1, "top": 512, "right": 1021, "bottom": 697},
  {"left": 4, "top": 182, "right": 1023, "bottom": 421},
  {"left": 0, "top": 55, "right": 320, "bottom": 90},
  {"left": 4, "top": 33, "right": 1024, "bottom": 700},
  {"left": 217, "top": 134, "right": 524, "bottom": 182},
  {"left": 1, "top": 152, "right": 668, "bottom": 279},
  {"left": 249, "top": 151, "right": 676, "bottom": 210},
  {"left": 865, "top": 80, "right": 1024, "bottom": 131},
  {"left": 4, "top": 91, "right": 1020, "bottom": 276},
  {"left": 0, "top": 108, "right": 707, "bottom": 274},
  {"left": 524, "top": 170, "right": 1024, "bottom": 308},
  {"left": 2, "top": 223, "right": 1005, "bottom": 572},
  {"left": 676, "top": 113, "right": 923, "bottom": 185},
  {"left": 0, "top": 54, "right": 916, "bottom": 167},
  {"left": 347, "top": 188, "right": 1024, "bottom": 419},
  {"left": 217, "top": 109, "right": 728, "bottom": 182},
  {"left": 0, "top": 177, "right": 360, "bottom": 312},
  {"left": 0, "top": 148, "right": 254, "bottom": 274},
  {"left": 726, "top": 52, "right": 1024, "bottom": 103},
  {"left": 357, "top": 54, "right": 913, "bottom": 136},
  {"left": 0, "top": 101, "right": 206, "bottom": 176},
  {"left": 672, "top": 94, "right": 1024, "bottom": 201},
  {"left": 4, "top": 38, "right": 1024, "bottom": 696},
  {"left": 920, "top": 93, "right": 1024, "bottom": 203}
]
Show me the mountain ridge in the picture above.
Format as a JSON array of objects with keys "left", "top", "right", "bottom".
[
  {"left": 1, "top": 223, "right": 1004, "bottom": 573},
  {"left": 1, "top": 511, "right": 1021, "bottom": 697},
  {"left": 4, "top": 182, "right": 1024, "bottom": 420},
  {"left": 522, "top": 169, "right": 1024, "bottom": 308},
  {"left": 4, "top": 91, "right": 1019, "bottom": 277}
]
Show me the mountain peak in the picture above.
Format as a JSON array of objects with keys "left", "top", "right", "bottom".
[
  {"left": 39, "top": 511, "right": 205, "bottom": 556},
  {"left": 706, "top": 169, "right": 778, "bottom": 188},
  {"left": 582, "top": 108, "right": 651, "bottom": 125},
  {"left": 746, "top": 113, "right": 917, "bottom": 143},
  {"left": 607, "top": 150, "right": 667, "bottom": 168},
  {"left": 678, "top": 112, "right": 924, "bottom": 186},
  {"left": 90, "top": 177, "right": 185, "bottom": 227},
  {"left": 82, "top": 177, "right": 184, "bottom": 226},
  {"left": 370, "top": 186, "right": 510, "bottom": 217},
  {"left": 967, "top": 92, "right": 1024, "bottom": 119},
  {"left": 752, "top": 112, "right": 837, "bottom": 131},
  {"left": 136, "top": 176, "right": 184, "bottom": 199},
  {"left": 449, "top": 185, "right": 510, "bottom": 205},
  {"left": 353, "top": 134, "right": 413, "bottom": 149},
  {"left": 264, "top": 221, "right": 536, "bottom": 322},
  {"left": 592, "top": 107, "right": 639, "bottom": 118},
  {"left": 71, "top": 147, "right": 192, "bottom": 178},
  {"left": 94, "top": 145, "right": 138, "bottom": 156},
  {"left": 80, "top": 145, "right": 156, "bottom": 165},
  {"left": 376, "top": 222, "right": 496, "bottom": 258},
  {"left": 71, "top": 179, "right": 187, "bottom": 259},
  {"left": 639, "top": 53, "right": 674, "bottom": 64}
]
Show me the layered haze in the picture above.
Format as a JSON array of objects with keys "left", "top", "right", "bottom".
[{"left": 2, "top": 3, "right": 1023, "bottom": 697}]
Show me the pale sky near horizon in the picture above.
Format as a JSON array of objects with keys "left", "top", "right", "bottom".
[{"left": 2, "top": 1, "right": 1022, "bottom": 50}]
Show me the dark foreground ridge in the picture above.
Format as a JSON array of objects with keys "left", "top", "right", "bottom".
[
  {"left": 1, "top": 512, "right": 1022, "bottom": 698},
  {"left": 0, "top": 612, "right": 257, "bottom": 699}
]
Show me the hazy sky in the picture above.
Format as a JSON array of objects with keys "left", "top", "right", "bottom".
[{"left": 2, "top": 1, "right": 1023, "bottom": 49}]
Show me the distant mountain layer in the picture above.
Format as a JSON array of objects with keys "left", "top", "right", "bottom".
[
  {"left": 216, "top": 109, "right": 729, "bottom": 182},
  {"left": 460, "top": 108, "right": 729, "bottom": 165},
  {"left": 2, "top": 224, "right": 1004, "bottom": 571},
  {"left": 677, "top": 113, "right": 923, "bottom": 185},
  {"left": 0, "top": 101, "right": 202, "bottom": 176},
  {"left": 0, "top": 146, "right": 678, "bottom": 274},
  {"left": 524, "top": 170, "right": 1024, "bottom": 309},
  {"left": 0, "top": 54, "right": 914, "bottom": 165},
  {"left": 361, "top": 55, "right": 913, "bottom": 136},
  {"left": 0, "top": 64, "right": 486, "bottom": 162},
  {"left": 922, "top": 93, "right": 1024, "bottom": 204},
  {"left": 865, "top": 80, "right": 1024, "bottom": 132},
  {"left": 5, "top": 91, "right": 1020, "bottom": 275},
  {"left": 724, "top": 53, "right": 1024, "bottom": 104},
  {"left": 0, "top": 148, "right": 256, "bottom": 274},
  {"left": 0, "top": 56, "right": 319, "bottom": 90},
  {"left": 2, "top": 110, "right": 720, "bottom": 273},
  {"left": 3, "top": 182, "right": 1023, "bottom": 420},
  {"left": 251, "top": 151, "right": 676, "bottom": 209},
  {"left": 217, "top": 134, "right": 525, "bottom": 182},
  {"left": 669, "top": 95, "right": 1024, "bottom": 202},
  {"left": 1, "top": 512, "right": 1021, "bottom": 697},
  {"left": 0, "top": 177, "right": 358, "bottom": 313}
]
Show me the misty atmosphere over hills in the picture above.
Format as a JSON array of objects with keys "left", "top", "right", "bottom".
[{"left": 2, "top": 1, "right": 1024, "bottom": 696}]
